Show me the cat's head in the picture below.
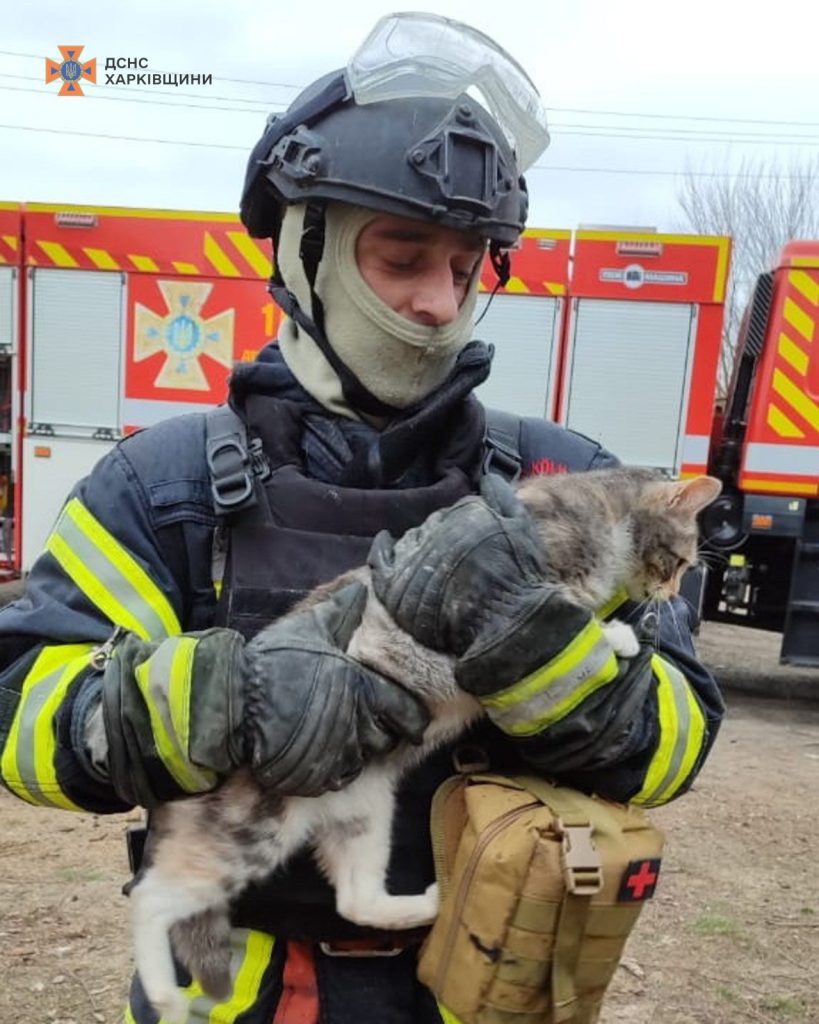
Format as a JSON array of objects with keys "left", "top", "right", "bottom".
[{"left": 629, "top": 475, "right": 722, "bottom": 602}]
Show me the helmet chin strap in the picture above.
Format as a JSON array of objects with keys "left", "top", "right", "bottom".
[{"left": 268, "top": 201, "right": 406, "bottom": 419}]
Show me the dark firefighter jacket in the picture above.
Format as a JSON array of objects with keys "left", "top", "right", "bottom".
[{"left": 0, "top": 342, "right": 724, "bottom": 1024}]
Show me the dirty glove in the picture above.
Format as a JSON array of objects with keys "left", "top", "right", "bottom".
[
  {"left": 99, "top": 582, "right": 429, "bottom": 808},
  {"left": 369, "top": 476, "right": 616, "bottom": 731}
]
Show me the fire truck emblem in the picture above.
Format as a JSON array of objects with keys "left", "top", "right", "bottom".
[
  {"left": 45, "top": 46, "right": 96, "bottom": 96},
  {"left": 134, "top": 281, "right": 235, "bottom": 390}
]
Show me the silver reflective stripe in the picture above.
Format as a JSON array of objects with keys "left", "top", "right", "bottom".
[
  {"left": 134, "top": 638, "right": 215, "bottom": 794},
  {"left": 744, "top": 442, "right": 819, "bottom": 476},
  {"left": 46, "top": 499, "right": 177, "bottom": 641},
  {"left": 633, "top": 657, "right": 705, "bottom": 807},
  {"left": 484, "top": 631, "right": 617, "bottom": 735},
  {"left": 186, "top": 929, "right": 276, "bottom": 1022}
]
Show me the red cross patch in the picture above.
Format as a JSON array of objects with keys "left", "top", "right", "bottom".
[{"left": 618, "top": 858, "right": 662, "bottom": 901}]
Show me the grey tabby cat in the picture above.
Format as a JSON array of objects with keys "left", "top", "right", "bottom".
[{"left": 128, "top": 467, "right": 721, "bottom": 1024}]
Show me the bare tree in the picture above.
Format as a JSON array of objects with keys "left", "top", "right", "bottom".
[{"left": 677, "top": 155, "right": 819, "bottom": 395}]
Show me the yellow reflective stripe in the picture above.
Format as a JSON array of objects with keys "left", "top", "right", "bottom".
[
  {"left": 1, "top": 645, "right": 94, "bottom": 810},
  {"left": 438, "top": 1004, "right": 466, "bottom": 1024},
  {"left": 482, "top": 620, "right": 619, "bottom": 735},
  {"left": 596, "top": 587, "right": 629, "bottom": 621},
  {"left": 135, "top": 638, "right": 216, "bottom": 793},
  {"left": 124, "top": 1007, "right": 137, "bottom": 1024},
  {"left": 632, "top": 656, "right": 706, "bottom": 807},
  {"left": 46, "top": 498, "right": 181, "bottom": 640},
  {"left": 182, "top": 929, "right": 275, "bottom": 1023}
]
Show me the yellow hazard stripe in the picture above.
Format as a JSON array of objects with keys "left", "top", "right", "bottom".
[
  {"left": 632, "top": 656, "right": 705, "bottom": 807},
  {"left": 772, "top": 368, "right": 819, "bottom": 432},
  {"left": 778, "top": 332, "right": 809, "bottom": 376},
  {"left": 204, "top": 231, "right": 240, "bottom": 277},
  {"left": 46, "top": 498, "right": 180, "bottom": 640},
  {"left": 129, "top": 254, "right": 160, "bottom": 272},
  {"left": 767, "top": 402, "right": 805, "bottom": 439},
  {"left": 2, "top": 234, "right": 18, "bottom": 251},
  {"left": 1, "top": 644, "right": 95, "bottom": 811},
  {"left": 173, "top": 261, "right": 200, "bottom": 275},
  {"left": 790, "top": 270, "right": 819, "bottom": 306},
  {"left": 226, "top": 231, "right": 271, "bottom": 278},
  {"left": 783, "top": 297, "right": 815, "bottom": 344},
  {"left": 36, "top": 240, "right": 78, "bottom": 268},
  {"left": 28, "top": 203, "right": 241, "bottom": 223},
  {"left": 134, "top": 637, "right": 215, "bottom": 793},
  {"left": 482, "top": 620, "right": 619, "bottom": 735},
  {"left": 504, "top": 276, "right": 530, "bottom": 294},
  {"left": 712, "top": 236, "right": 731, "bottom": 303},
  {"left": 83, "top": 247, "right": 120, "bottom": 270}
]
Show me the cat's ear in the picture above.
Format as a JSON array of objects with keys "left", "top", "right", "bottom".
[{"left": 667, "top": 475, "right": 723, "bottom": 515}]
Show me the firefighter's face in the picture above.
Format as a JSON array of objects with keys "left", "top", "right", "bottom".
[{"left": 355, "top": 215, "right": 485, "bottom": 327}]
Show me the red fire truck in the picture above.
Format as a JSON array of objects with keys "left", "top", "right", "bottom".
[
  {"left": 702, "top": 242, "right": 819, "bottom": 665},
  {"left": 0, "top": 202, "right": 730, "bottom": 598}
]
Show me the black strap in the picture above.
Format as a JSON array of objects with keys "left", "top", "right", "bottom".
[
  {"left": 483, "top": 407, "right": 524, "bottom": 481},
  {"left": 205, "top": 405, "right": 270, "bottom": 517}
]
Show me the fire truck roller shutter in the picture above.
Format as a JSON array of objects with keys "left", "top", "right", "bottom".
[
  {"left": 473, "top": 293, "right": 562, "bottom": 418},
  {"left": 565, "top": 299, "right": 696, "bottom": 474},
  {"left": 0, "top": 268, "right": 14, "bottom": 353}
]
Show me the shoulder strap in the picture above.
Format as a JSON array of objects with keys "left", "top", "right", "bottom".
[
  {"left": 483, "top": 407, "right": 524, "bottom": 482},
  {"left": 204, "top": 405, "right": 270, "bottom": 518}
]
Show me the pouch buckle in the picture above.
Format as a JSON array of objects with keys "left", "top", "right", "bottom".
[{"left": 559, "top": 821, "right": 603, "bottom": 896}]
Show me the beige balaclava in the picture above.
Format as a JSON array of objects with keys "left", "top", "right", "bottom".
[{"left": 276, "top": 202, "right": 481, "bottom": 419}]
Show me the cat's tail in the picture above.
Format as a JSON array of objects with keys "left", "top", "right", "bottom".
[{"left": 171, "top": 909, "right": 233, "bottom": 1001}]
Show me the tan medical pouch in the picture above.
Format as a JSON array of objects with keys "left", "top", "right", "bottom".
[{"left": 418, "top": 773, "right": 664, "bottom": 1024}]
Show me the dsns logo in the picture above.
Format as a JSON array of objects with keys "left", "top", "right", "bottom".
[{"left": 45, "top": 46, "right": 96, "bottom": 96}]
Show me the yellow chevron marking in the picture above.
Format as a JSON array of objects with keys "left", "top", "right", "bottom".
[
  {"left": 791, "top": 257, "right": 819, "bottom": 269},
  {"left": 129, "top": 254, "right": 159, "bottom": 272},
  {"left": 83, "top": 247, "right": 120, "bottom": 271},
  {"left": 505, "top": 276, "right": 530, "bottom": 294},
  {"left": 543, "top": 280, "right": 566, "bottom": 295},
  {"left": 790, "top": 270, "right": 819, "bottom": 306},
  {"left": 204, "top": 231, "right": 240, "bottom": 277},
  {"left": 36, "top": 241, "right": 78, "bottom": 268},
  {"left": 772, "top": 368, "right": 819, "bottom": 432},
  {"left": 767, "top": 402, "right": 805, "bottom": 438},
  {"left": 226, "top": 231, "right": 271, "bottom": 279},
  {"left": 783, "top": 297, "right": 815, "bottom": 344},
  {"left": 172, "top": 262, "right": 199, "bottom": 275},
  {"left": 0, "top": 254, "right": 6, "bottom": 264},
  {"left": 2, "top": 235, "right": 18, "bottom": 251},
  {"left": 778, "top": 331, "right": 809, "bottom": 376},
  {"left": 742, "top": 477, "right": 817, "bottom": 495}
]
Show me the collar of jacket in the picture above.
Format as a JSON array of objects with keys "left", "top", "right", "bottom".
[{"left": 228, "top": 340, "right": 493, "bottom": 489}]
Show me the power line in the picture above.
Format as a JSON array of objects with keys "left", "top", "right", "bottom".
[
  {"left": 0, "top": 81, "right": 283, "bottom": 115},
  {"left": 1, "top": 121, "right": 817, "bottom": 178},
  {"left": 5, "top": 81, "right": 819, "bottom": 147},
  {"left": 6, "top": 47, "right": 819, "bottom": 131},
  {"left": 0, "top": 72, "right": 276, "bottom": 107}
]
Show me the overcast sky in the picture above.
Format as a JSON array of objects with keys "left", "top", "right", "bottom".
[{"left": 3, "top": 0, "right": 819, "bottom": 232}]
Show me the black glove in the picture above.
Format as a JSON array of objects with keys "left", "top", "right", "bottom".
[
  {"left": 369, "top": 474, "right": 560, "bottom": 657},
  {"left": 369, "top": 475, "right": 607, "bottom": 721},
  {"left": 100, "top": 582, "right": 429, "bottom": 807}
]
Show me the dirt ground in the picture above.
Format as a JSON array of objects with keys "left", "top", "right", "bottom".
[{"left": 1, "top": 622, "right": 818, "bottom": 1024}]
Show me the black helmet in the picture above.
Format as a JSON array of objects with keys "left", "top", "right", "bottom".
[{"left": 240, "top": 14, "right": 549, "bottom": 249}]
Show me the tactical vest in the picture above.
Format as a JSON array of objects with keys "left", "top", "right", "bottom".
[{"left": 207, "top": 392, "right": 519, "bottom": 941}]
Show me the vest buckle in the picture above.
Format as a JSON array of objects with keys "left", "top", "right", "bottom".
[{"left": 207, "top": 437, "right": 256, "bottom": 512}]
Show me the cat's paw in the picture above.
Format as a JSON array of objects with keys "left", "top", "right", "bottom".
[
  {"left": 602, "top": 619, "right": 640, "bottom": 658},
  {"left": 151, "top": 989, "right": 189, "bottom": 1024}
]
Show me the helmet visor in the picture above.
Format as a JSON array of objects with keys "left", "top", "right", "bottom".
[{"left": 347, "top": 12, "right": 549, "bottom": 172}]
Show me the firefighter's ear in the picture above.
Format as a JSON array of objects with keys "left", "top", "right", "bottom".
[{"left": 668, "top": 475, "right": 723, "bottom": 515}]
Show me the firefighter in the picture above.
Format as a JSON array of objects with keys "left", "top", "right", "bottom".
[{"left": 0, "top": 13, "right": 723, "bottom": 1024}]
